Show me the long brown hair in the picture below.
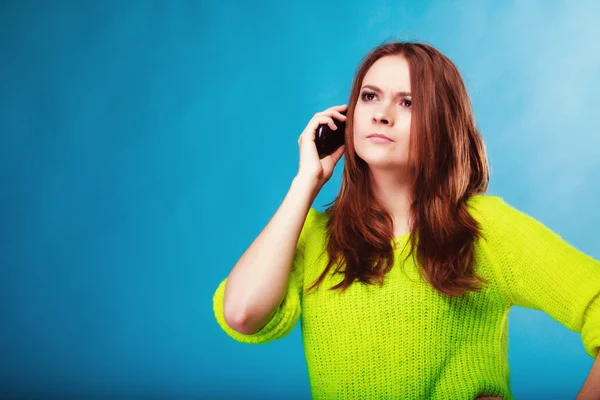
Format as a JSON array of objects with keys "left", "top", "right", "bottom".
[{"left": 306, "top": 41, "right": 490, "bottom": 297}]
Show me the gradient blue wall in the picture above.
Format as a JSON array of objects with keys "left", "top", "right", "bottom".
[{"left": 1, "top": 1, "right": 598, "bottom": 398}]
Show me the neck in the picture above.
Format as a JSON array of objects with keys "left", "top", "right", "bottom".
[{"left": 369, "top": 168, "right": 413, "bottom": 236}]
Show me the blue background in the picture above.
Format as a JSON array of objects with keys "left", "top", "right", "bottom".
[{"left": 1, "top": 1, "right": 599, "bottom": 398}]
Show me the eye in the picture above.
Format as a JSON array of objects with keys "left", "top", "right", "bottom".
[
  {"left": 360, "top": 91, "right": 377, "bottom": 101},
  {"left": 401, "top": 99, "right": 412, "bottom": 108}
]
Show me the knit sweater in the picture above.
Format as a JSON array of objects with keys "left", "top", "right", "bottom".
[{"left": 212, "top": 195, "right": 600, "bottom": 399}]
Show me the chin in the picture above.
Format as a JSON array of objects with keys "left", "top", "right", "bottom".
[
  {"left": 357, "top": 148, "right": 406, "bottom": 169},
  {"left": 360, "top": 154, "right": 400, "bottom": 170}
]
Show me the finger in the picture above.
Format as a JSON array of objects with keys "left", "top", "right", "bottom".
[
  {"left": 315, "top": 106, "right": 348, "bottom": 119},
  {"left": 310, "top": 115, "right": 336, "bottom": 130},
  {"left": 330, "top": 104, "right": 348, "bottom": 111},
  {"left": 313, "top": 104, "right": 347, "bottom": 119},
  {"left": 333, "top": 111, "right": 347, "bottom": 120},
  {"left": 305, "top": 116, "right": 336, "bottom": 138},
  {"left": 326, "top": 117, "right": 337, "bottom": 130}
]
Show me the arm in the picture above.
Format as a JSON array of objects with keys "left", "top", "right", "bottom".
[
  {"left": 213, "top": 175, "right": 320, "bottom": 342},
  {"left": 469, "top": 196, "right": 600, "bottom": 357},
  {"left": 576, "top": 353, "right": 600, "bottom": 400}
]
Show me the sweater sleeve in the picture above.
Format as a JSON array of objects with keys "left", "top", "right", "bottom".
[
  {"left": 211, "top": 207, "right": 318, "bottom": 344},
  {"left": 472, "top": 196, "right": 600, "bottom": 358}
]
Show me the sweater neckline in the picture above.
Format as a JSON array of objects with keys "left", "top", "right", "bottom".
[{"left": 391, "top": 230, "right": 412, "bottom": 248}]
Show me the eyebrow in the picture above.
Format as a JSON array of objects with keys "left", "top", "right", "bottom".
[{"left": 361, "top": 84, "right": 411, "bottom": 97}]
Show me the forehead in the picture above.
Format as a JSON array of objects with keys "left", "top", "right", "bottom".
[{"left": 362, "top": 55, "right": 411, "bottom": 90}]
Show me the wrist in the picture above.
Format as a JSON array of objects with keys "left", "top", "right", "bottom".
[{"left": 292, "top": 175, "right": 321, "bottom": 198}]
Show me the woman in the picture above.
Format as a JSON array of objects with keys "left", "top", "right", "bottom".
[{"left": 212, "top": 41, "right": 600, "bottom": 399}]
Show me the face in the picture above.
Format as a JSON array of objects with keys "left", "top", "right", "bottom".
[{"left": 353, "top": 55, "right": 412, "bottom": 171}]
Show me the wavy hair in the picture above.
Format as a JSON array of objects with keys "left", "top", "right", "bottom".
[{"left": 306, "top": 41, "right": 491, "bottom": 297}]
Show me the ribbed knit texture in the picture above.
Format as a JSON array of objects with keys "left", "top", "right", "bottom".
[{"left": 213, "top": 195, "right": 600, "bottom": 399}]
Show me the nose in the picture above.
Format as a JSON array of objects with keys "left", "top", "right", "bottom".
[{"left": 372, "top": 110, "right": 394, "bottom": 126}]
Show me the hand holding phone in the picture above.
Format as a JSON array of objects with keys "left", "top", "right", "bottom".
[
  {"left": 296, "top": 105, "right": 347, "bottom": 187},
  {"left": 315, "top": 110, "right": 346, "bottom": 159}
]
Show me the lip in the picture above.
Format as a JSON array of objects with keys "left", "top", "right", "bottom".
[{"left": 367, "top": 133, "right": 393, "bottom": 142}]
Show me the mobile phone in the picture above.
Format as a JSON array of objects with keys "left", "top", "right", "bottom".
[{"left": 315, "top": 111, "right": 346, "bottom": 159}]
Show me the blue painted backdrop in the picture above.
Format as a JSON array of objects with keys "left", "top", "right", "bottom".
[{"left": 1, "top": 1, "right": 599, "bottom": 398}]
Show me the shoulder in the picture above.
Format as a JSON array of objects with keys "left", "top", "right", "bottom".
[
  {"left": 466, "top": 193, "right": 506, "bottom": 214},
  {"left": 465, "top": 194, "right": 517, "bottom": 225},
  {"left": 465, "top": 194, "right": 520, "bottom": 238},
  {"left": 299, "top": 207, "right": 329, "bottom": 247},
  {"left": 305, "top": 207, "right": 329, "bottom": 232},
  {"left": 465, "top": 194, "right": 550, "bottom": 243}
]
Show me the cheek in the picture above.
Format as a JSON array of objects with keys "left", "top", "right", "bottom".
[
  {"left": 352, "top": 108, "right": 365, "bottom": 127},
  {"left": 400, "top": 111, "right": 412, "bottom": 127},
  {"left": 397, "top": 114, "right": 412, "bottom": 138},
  {"left": 352, "top": 113, "right": 366, "bottom": 138}
]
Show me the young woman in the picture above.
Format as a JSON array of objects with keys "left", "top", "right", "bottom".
[{"left": 212, "top": 41, "right": 600, "bottom": 400}]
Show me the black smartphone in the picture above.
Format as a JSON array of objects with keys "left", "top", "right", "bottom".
[{"left": 315, "top": 111, "right": 346, "bottom": 159}]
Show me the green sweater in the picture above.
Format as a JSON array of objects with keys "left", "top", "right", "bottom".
[{"left": 212, "top": 195, "right": 600, "bottom": 399}]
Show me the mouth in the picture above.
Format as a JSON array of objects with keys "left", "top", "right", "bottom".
[{"left": 367, "top": 133, "right": 393, "bottom": 142}]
